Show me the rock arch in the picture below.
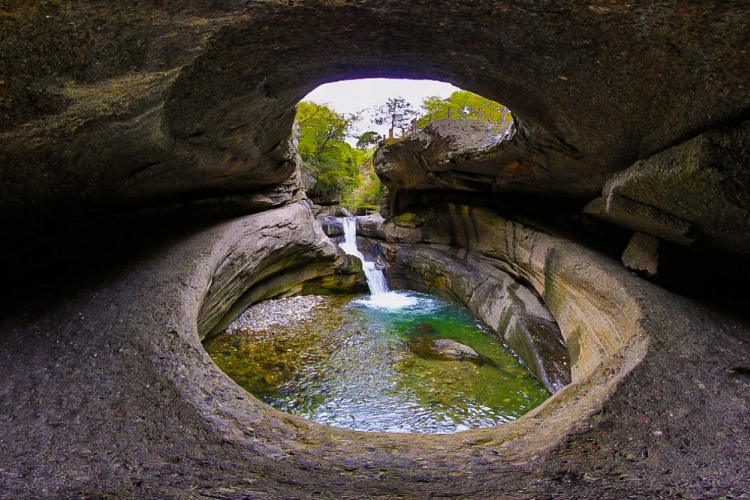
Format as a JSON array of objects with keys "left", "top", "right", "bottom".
[
  {"left": 2, "top": 2, "right": 750, "bottom": 497},
  {"left": 3, "top": 1, "right": 749, "bottom": 245}
]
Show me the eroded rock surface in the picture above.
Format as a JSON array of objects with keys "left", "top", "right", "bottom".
[
  {"left": 585, "top": 118, "right": 750, "bottom": 254},
  {"left": 375, "top": 119, "right": 514, "bottom": 192},
  {"left": 197, "top": 202, "right": 364, "bottom": 338},
  {"left": 2, "top": 202, "right": 748, "bottom": 498},
  {"left": 384, "top": 241, "right": 571, "bottom": 394}
]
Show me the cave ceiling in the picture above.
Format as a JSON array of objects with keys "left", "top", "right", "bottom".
[{"left": 1, "top": 1, "right": 749, "bottom": 245}]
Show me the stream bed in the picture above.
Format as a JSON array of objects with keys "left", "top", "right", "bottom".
[{"left": 205, "top": 292, "right": 550, "bottom": 434}]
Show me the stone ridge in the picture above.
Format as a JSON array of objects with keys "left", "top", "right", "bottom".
[
  {"left": 585, "top": 117, "right": 750, "bottom": 255},
  {"left": 197, "top": 202, "right": 364, "bottom": 339}
]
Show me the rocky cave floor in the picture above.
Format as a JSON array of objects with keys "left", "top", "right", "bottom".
[{"left": 0, "top": 207, "right": 748, "bottom": 499}]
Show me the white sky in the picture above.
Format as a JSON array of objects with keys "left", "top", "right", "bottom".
[{"left": 303, "top": 78, "right": 460, "bottom": 141}]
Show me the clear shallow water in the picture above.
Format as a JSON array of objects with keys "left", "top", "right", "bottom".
[{"left": 205, "top": 291, "right": 549, "bottom": 434}]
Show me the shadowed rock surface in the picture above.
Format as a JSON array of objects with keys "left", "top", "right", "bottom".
[
  {"left": 585, "top": 117, "right": 750, "bottom": 254},
  {"left": 2, "top": 1, "right": 750, "bottom": 498}
]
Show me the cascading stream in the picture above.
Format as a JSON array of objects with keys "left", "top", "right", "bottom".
[
  {"left": 339, "top": 218, "right": 388, "bottom": 295},
  {"left": 338, "top": 218, "right": 417, "bottom": 309},
  {"left": 339, "top": 217, "right": 388, "bottom": 296}
]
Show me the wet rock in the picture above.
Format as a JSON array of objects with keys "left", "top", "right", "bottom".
[
  {"left": 355, "top": 214, "right": 386, "bottom": 240},
  {"left": 383, "top": 234, "right": 571, "bottom": 394},
  {"left": 407, "top": 336, "right": 481, "bottom": 363},
  {"left": 317, "top": 216, "right": 344, "bottom": 237}
]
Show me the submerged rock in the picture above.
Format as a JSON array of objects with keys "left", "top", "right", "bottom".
[
  {"left": 407, "top": 336, "right": 481, "bottom": 363},
  {"left": 408, "top": 322, "right": 438, "bottom": 336}
]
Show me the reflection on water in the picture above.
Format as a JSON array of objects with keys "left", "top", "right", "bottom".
[{"left": 204, "top": 291, "right": 549, "bottom": 434}]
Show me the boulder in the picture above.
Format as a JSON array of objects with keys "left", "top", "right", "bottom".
[
  {"left": 355, "top": 213, "right": 387, "bottom": 239},
  {"left": 375, "top": 119, "right": 526, "bottom": 194},
  {"left": 622, "top": 232, "right": 660, "bottom": 277},
  {"left": 584, "top": 118, "right": 750, "bottom": 255},
  {"left": 316, "top": 216, "right": 344, "bottom": 237}
]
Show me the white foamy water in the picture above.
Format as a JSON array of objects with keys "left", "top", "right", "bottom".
[
  {"left": 355, "top": 290, "right": 418, "bottom": 309},
  {"left": 339, "top": 218, "right": 416, "bottom": 308}
]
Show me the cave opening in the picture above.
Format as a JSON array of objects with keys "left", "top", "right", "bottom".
[
  {"left": 293, "top": 77, "right": 515, "bottom": 217},
  {"left": 4, "top": 2, "right": 750, "bottom": 495}
]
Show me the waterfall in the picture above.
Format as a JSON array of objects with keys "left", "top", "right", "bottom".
[{"left": 339, "top": 218, "right": 389, "bottom": 296}]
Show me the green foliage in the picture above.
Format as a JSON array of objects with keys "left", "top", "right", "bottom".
[
  {"left": 296, "top": 101, "right": 366, "bottom": 202},
  {"left": 297, "top": 101, "right": 354, "bottom": 163},
  {"left": 373, "top": 97, "right": 419, "bottom": 137},
  {"left": 416, "top": 90, "right": 512, "bottom": 128},
  {"left": 345, "top": 156, "right": 383, "bottom": 211},
  {"left": 308, "top": 144, "right": 369, "bottom": 202},
  {"left": 356, "top": 131, "right": 383, "bottom": 149}
]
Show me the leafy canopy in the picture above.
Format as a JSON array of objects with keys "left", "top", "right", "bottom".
[
  {"left": 373, "top": 97, "right": 419, "bottom": 136},
  {"left": 295, "top": 101, "right": 371, "bottom": 206},
  {"left": 356, "top": 131, "right": 383, "bottom": 149},
  {"left": 297, "top": 101, "right": 355, "bottom": 163},
  {"left": 417, "top": 90, "right": 511, "bottom": 128}
]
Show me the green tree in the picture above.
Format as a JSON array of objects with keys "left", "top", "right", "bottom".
[
  {"left": 346, "top": 154, "right": 383, "bottom": 211},
  {"left": 373, "top": 97, "right": 418, "bottom": 139},
  {"left": 356, "top": 131, "right": 383, "bottom": 149},
  {"left": 416, "top": 90, "right": 512, "bottom": 128},
  {"left": 295, "top": 101, "right": 364, "bottom": 202},
  {"left": 296, "top": 101, "right": 354, "bottom": 162},
  {"left": 419, "top": 95, "right": 451, "bottom": 124}
]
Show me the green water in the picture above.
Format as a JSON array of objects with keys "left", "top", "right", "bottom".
[{"left": 204, "top": 291, "right": 549, "bottom": 434}]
